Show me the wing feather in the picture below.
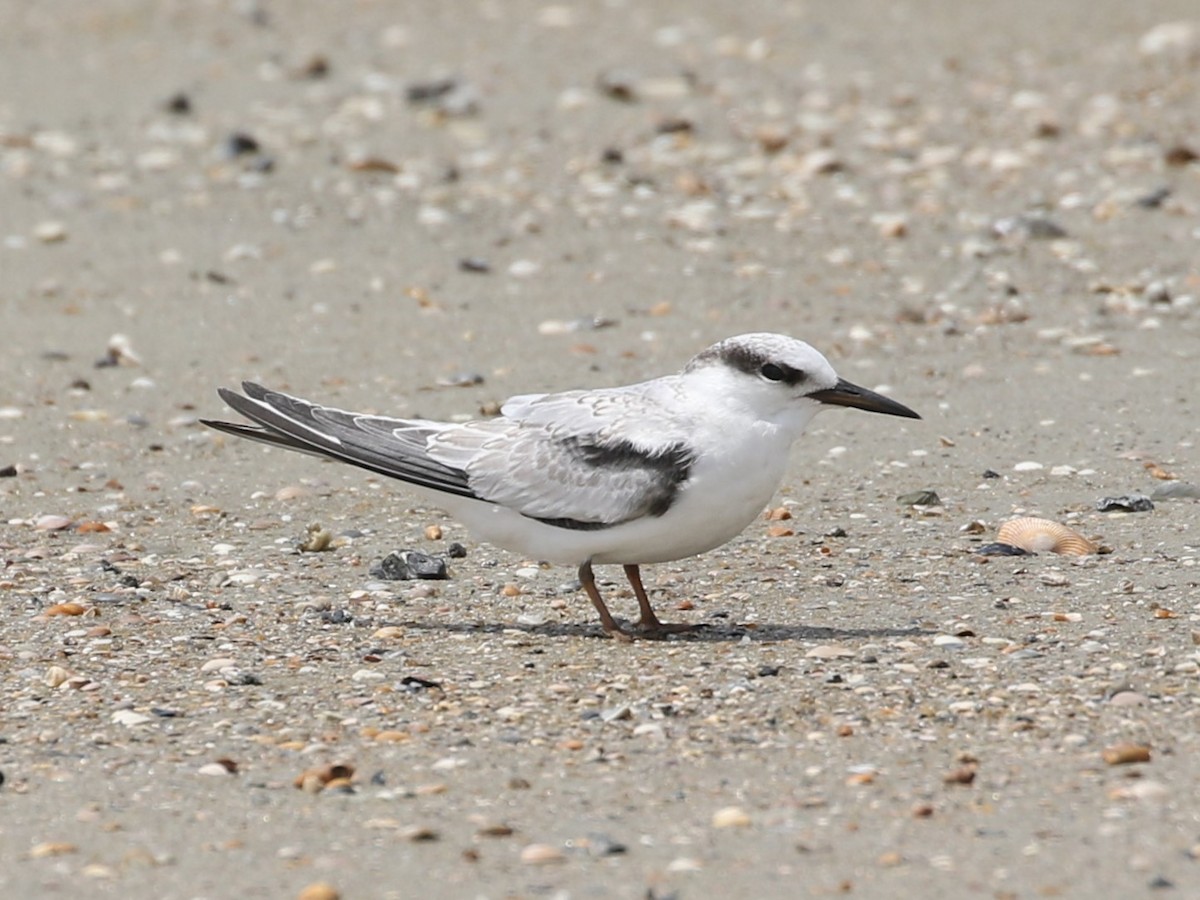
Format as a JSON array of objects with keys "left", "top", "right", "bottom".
[
  {"left": 205, "top": 378, "right": 698, "bottom": 529},
  {"left": 430, "top": 380, "right": 696, "bottom": 527},
  {"left": 202, "top": 383, "right": 475, "bottom": 498}
]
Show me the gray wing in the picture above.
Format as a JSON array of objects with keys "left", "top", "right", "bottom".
[
  {"left": 201, "top": 382, "right": 477, "bottom": 499},
  {"left": 204, "top": 379, "right": 698, "bottom": 530},
  {"left": 427, "top": 381, "right": 697, "bottom": 528}
]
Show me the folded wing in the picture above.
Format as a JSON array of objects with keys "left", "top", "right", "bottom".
[{"left": 204, "top": 380, "right": 697, "bottom": 530}]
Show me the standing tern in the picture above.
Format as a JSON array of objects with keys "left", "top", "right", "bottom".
[{"left": 202, "top": 333, "right": 920, "bottom": 640}]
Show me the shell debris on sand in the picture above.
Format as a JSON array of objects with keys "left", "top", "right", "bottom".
[{"left": 994, "top": 517, "right": 1098, "bottom": 556}]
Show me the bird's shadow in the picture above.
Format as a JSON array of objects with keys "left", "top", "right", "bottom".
[{"left": 389, "top": 618, "right": 930, "bottom": 644}]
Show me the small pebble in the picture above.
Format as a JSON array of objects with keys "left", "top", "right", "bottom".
[
  {"left": 519, "top": 843, "right": 565, "bottom": 865},
  {"left": 897, "top": 489, "right": 941, "bottom": 506},
  {"left": 29, "top": 842, "right": 78, "bottom": 858},
  {"left": 711, "top": 806, "right": 752, "bottom": 828},
  {"left": 34, "top": 221, "right": 68, "bottom": 243},
  {"left": 35, "top": 515, "right": 74, "bottom": 531},
  {"left": 806, "top": 644, "right": 855, "bottom": 659},
  {"left": 111, "top": 710, "right": 153, "bottom": 727},
  {"left": 1102, "top": 743, "right": 1152, "bottom": 765}
]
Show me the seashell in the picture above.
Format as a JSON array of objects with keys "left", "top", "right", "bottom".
[
  {"left": 298, "top": 524, "right": 333, "bottom": 553},
  {"left": 293, "top": 762, "right": 355, "bottom": 792},
  {"left": 45, "top": 602, "right": 88, "bottom": 617},
  {"left": 1102, "top": 742, "right": 1151, "bottom": 765},
  {"left": 996, "top": 517, "right": 1097, "bottom": 556}
]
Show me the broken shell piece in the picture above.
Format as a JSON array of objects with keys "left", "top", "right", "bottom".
[
  {"left": 995, "top": 517, "right": 1097, "bottom": 556},
  {"left": 98, "top": 333, "right": 141, "bottom": 367},
  {"left": 298, "top": 524, "right": 334, "bottom": 552}
]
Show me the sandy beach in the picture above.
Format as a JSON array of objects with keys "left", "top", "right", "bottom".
[{"left": 3, "top": 2, "right": 1200, "bottom": 897}]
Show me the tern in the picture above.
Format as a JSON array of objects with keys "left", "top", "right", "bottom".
[{"left": 202, "top": 333, "right": 919, "bottom": 640}]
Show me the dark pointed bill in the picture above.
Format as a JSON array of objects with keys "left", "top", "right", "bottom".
[{"left": 809, "top": 378, "right": 921, "bottom": 419}]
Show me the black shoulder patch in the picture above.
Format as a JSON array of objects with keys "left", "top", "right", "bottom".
[
  {"left": 530, "top": 436, "right": 694, "bottom": 531},
  {"left": 690, "top": 342, "right": 807, "bottom": 387}
]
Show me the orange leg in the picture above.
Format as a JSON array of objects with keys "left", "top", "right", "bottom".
[
  {"left": 624, "top": 564, "right": 698, "bottom": 637},
  {"left": 578, "top": 560, "right": 633, "bottom": 642}
]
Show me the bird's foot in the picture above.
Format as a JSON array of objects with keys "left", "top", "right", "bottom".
[
  {"left": 632, "top": 618, "right": 702, "bottom": 639},
  {"left": 598, "top": 623, "right": 636, "bottom": 643},
  {"left": 598, "top": 620, "right": 698, "bottom": 641}
]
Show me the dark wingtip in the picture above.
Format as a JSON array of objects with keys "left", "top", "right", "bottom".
[{"left": 240, "top": 381, "right": 269, "bottom": 399}]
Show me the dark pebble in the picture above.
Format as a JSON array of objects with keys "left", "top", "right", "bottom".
[
  {"left": 165, "top": 92, "right": 192, "bottom": 115},
  {"left": 458, "top": 256, "right": 491, "bottom": 273},
  {"left": 1096, "top": 493, "right": 1154, "bottom": 513},
  {"left": 976, "top": 542, "right": 1032, "bottom": 557},
  {"left": 897, "top": 489, "right": 941, "bottom": 506},
  {"left": 1135, "top": 186, "right": 1171, "bottom": 208},
  {"left": 656, "top": 116, "right": 694, "bottom": 134},
  {"left": 596, "top": 70, "right": 638, "bottom": 102},
  {"left": 224, "top": 132, "right": 261, "bottom": 157},
  {"left": 981, "top": 469, "right": 1002, "bottom": 479},
  {"left": 437, "top": 371, "right": 485, "bottom": 388},
  {"left": 0, "top": 464, "right": 16, "bottom": 478},
  {"left": 992, "top": 214, "right": 1067, "bottom": 239},
  {"left": 400, "top": 675, "right": 443, "bottom": 691},
  {"left": 370, "top": 550, "right": 449, "bottom": 580},
  {"left": 297, "top": 54, "right": 330, "bottom": 79},
  {"left": 757, "top": 665, "right": 781, "bottom": 677},
  {"left": 585, "top": 833, "right": 627, "bottom": 856},
  {"left": 406, "top": 78, "right": 457, "bottom": 103},
  {"left": 1164, "top": 144, "right": 1198, "bottom": 167},
  {"left": 447, "top": 542, "right": 468, "bottom": 559}
]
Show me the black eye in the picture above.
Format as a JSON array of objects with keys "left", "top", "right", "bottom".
[{"left": 760, "top": 363, "right": 786, "bottom": 382}]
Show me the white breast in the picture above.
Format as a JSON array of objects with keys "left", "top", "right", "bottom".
[{"left": 444, "top": 417, "right": 795, "bottom": 566}]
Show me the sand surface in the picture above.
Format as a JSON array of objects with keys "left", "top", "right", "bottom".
[{"left": 3, "top": 2, "right": 1200, "bottom": 897}]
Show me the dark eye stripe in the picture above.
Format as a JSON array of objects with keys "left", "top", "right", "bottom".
[
  {"left": 763, "top": 362, "right": 806, "bottom": 386},
  {"left": 688, "top": 342, "right": 808, "bottom": 387}
]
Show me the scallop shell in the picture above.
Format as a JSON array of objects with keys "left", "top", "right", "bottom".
[{"left": 996, "top": 517, "right": 1097, "bottom": 556}]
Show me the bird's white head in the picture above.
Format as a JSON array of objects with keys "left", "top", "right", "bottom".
[{"left": 682, "top": 333, "right": 920, "bottom": 433}]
